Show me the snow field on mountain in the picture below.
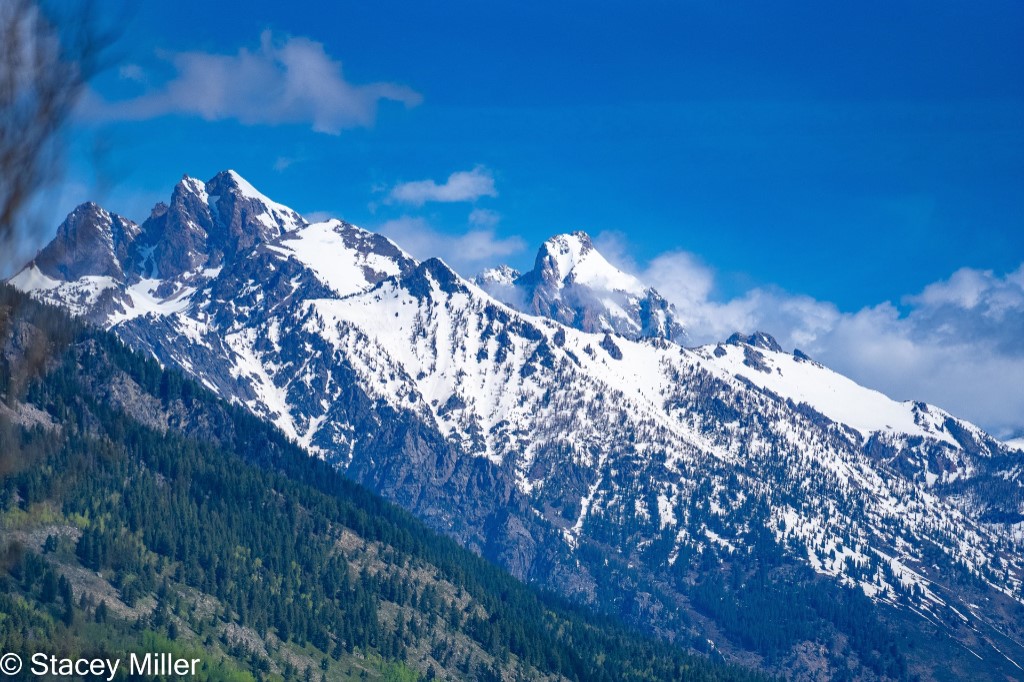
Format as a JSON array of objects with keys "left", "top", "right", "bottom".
[
  {"left": 271, "top": 220, "right": 407, "bottom": 297},
  {"left": 698, "top": 342, "right": 957, "bottom": 444}
]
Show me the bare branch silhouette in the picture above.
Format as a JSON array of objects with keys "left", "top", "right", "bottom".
[{"left": 0, "top": 0, "right": 113, "bottom": 253}]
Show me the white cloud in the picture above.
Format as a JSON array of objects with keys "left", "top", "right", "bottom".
[
  {"left": 597, "top": 233, "right": 1024, "bottom": 438},
  {"left": 643, "top": 251, "right": 716, "bottom": 312},
  {"left": 81, "top": 31, "right": 421, "bottom": 134},
  {"left": 387, "top": 166, "right": 497, "bottom": 206},
  {"left": 377, "top": 215, "right": 525, "bottom": 274},
  {"left": 910, "top": 267, "right": 993, "bottom": 309},
  {"left": 468, "top": 207, "right": 500, "bottom": 228},
  {"left": 814, "top": 284, "right": 1024, "bottom": 439}
]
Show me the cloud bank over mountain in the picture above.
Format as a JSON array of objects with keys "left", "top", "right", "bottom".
[
  {"left": 378, "top": 215, "right": 524, "bottom": 275},
  {"left": 592, "top": 231, "right": 1024, "bottom": 438}
]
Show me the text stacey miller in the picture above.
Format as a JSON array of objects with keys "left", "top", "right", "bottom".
[{"left": 30, "top": 652, "right": 202, "bottom": 679}]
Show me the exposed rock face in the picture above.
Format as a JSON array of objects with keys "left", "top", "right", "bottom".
[
  {"left": 205, "top": 170, "right": 305, "bottom": 255},
  {"left": 726, "top": 331, "right": 784, "bottom": 353},
  {"left": 138, "top": 177, "right": 218, "bottom": 278},
  {"left": 127, "top": 172, "right": 307, "bottom": 282},
  {"left": 33, "top": 202, "right": 139, "bottom": 281}
]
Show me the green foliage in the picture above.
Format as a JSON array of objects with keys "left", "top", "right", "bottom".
[{"left": 690, "top": 563, "right": 907, "bottom": 678}]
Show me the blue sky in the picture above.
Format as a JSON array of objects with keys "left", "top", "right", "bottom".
[{"left": 21, "top": 1, "right": 1024, "bottom": 435}]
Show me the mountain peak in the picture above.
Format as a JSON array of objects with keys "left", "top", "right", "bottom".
[
  {"left": 726, "top": 331, "right": 784, "bottom": 353},
  {"left": 479, "top": 232, "right": 686, "bottom": 343},
  {"left": 128, "top": 170, "right": 308, "bottom": 280},
  {"left": 74, "top": 200, "right": 104, "bottom": 213},
  {"left": 205, "top": 169, "right": 305, "bottom": 237},
  {"left": 531, "top": 232, "right": 646, "bottom": 297},
  {"left": 28, "top": 202, "right": 139, "bottom": 281},
  {"left": 475, "top": 264, "right": 521, "bottom": 288},
  {"left": 534, "top": 231, "right": 607, "bottom": 287},
  {"left": 207, "top": 169, "right": 267, "bottom": 201},
  {"left": 542, "top": 230, "right": 594, "bottom": 254},
  {"left": 18, "top": 171, "right": 311, "bottom": 286},
  {"left": 390, "top": 257, "right": 470, "bottom": 301},
  {"left": 176, "top": 174, "right": 208, "bottom": 198}
]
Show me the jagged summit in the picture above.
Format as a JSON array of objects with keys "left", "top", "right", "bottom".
[
  {"left": 131, "top": 170, "right": 306, "bottom": 279},
  {"left": 726, "top": 331, "right": 784, "bottom": 353},
  {"left": 30, "top": 202, "right": 139, "bottom": 282},
  {"left": 527, "top": 231, "right": 643, "bottom": 294},
  {"left": 207, "top": 170, "right": 305, "bottom": 233},
  {"left": 11, "top": 170, "right": 309, "bottom": 287},
  {"left": 399, "top": 257, "right": 470, "bottom": 299},
  {"left": 475, "top": 264, "right": 520, "bottom": 288},
  {"left": 479, "top": 231, "right": 687, "bottom": 344},
  {"left": 211, "top": 169, "right": 274, "bottom": 202},
  {"left": 9, "top": 171, "right": 420, "bottom": 326}
]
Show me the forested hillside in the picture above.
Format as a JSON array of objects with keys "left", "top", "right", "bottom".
[{"left": 0, "top": 283, "right": 767, "bottom": 681}]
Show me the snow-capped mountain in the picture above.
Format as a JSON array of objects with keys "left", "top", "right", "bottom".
[
  {"left": 475, "top": 264, "right": 520, "bottom": 288},
  {"left": 478, "top": 231, "right": 688, "bottom": 344},
  {"left": 11, "top": 170, "right": 308, "bottom": 324},
  {"left": 11, "top": 172, "right": 1024, "bottom": 678}
]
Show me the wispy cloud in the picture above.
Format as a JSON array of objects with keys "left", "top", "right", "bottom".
[
  {"left": 80, "top": 31, "right": 421, "bottom": 134},
  {"left": 273, "top": 156, "right": 297, "bottom": 172},
  {"left": 377, "top": 215, "right": 525, "bottom": 274},
  {"left": 468, "top": 207, "right": 500, "bottom": 228},
  {"left": 387, "top": 166, "right": 497, "bottom": 206},
  {"left": 597, "top": 232, "right": 1024, "bottom": 438}
]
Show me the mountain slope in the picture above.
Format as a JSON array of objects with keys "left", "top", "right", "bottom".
[
  {"left": 0, "top": 283, "right": 766, "bottom": 682},
  {"left": 10, "top": 172, "right": 1024, "bottom": 680}
]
